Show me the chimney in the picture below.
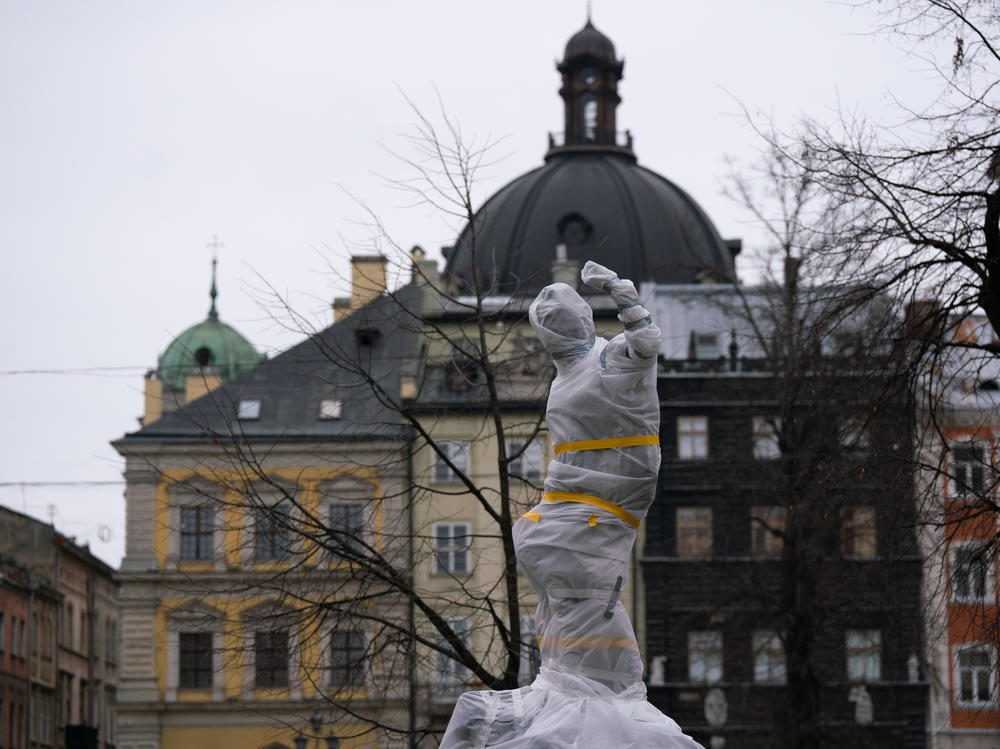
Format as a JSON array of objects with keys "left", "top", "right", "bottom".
[
  {"left": 350, "top": 255, "right": 388, "bottom": 310},
  {"left": 142, "top": 370, "right": 162, "bottom": 426},
  {"left": 551, "top": 244, "right": 579, "bottom": 286},
  {"left": 332, "top": 297, "right": 351, "bottom": 323}
]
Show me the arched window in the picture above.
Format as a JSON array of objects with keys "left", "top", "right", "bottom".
[{"left": 582, "top": 95, "right": 597, "bottom": 141}]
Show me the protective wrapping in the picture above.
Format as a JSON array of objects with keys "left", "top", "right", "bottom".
[{"left": 440, "top": 263, "right": 702, "bottom": 748}]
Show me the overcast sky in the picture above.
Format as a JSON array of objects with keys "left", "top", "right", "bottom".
[{"left": 0, "top": 0, "right": 946, "bottom": 566}]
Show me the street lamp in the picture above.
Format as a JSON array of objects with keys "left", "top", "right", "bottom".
[{"left": 296, "top": 712, "right": 338, "bottom": 749}]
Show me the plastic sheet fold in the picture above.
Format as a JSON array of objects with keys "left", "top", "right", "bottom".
[{"left": 440, "top": 263, "right": 702, "bottom": 749}]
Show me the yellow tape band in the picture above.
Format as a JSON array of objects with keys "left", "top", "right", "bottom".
[
  {"left": 553, "top": 435, "right": 659, "bottom": 455},
  {"left": 538, "top": 635, "right": 640, "bottom": 650},
  {"left": 543, "top": 491, "right": 640, "bottom": 528},
  {"left": 521, "top": 511, "right": 541, "bottom": 523}
]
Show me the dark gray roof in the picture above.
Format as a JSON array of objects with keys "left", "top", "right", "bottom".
[
  {"left": 444, "top": 152, "right": 735, "bottom": 296},
  {"left": 563, "top": 19, "right": 617, "bottom": 65},
  {"left": 117, "top": 288, "right": 422, "bottom": 445}
]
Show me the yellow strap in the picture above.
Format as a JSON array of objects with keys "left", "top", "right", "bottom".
[
  {"left": 543, "top": 491, "right": 640, "bottom": 528},
  {"left": 553, "top": 435, "right": 659, "bottom": 455},
  {"left": 521, "top": 511, "right": 541, "bottom": 523},
  {"left": 587, "top": 514, "right": 597, "bottom": 527},
  {"left": 538, "top": 635, "right": 639, "bottom": 650}
]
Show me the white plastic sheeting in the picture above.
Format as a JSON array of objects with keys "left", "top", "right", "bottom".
[{"left": 440, "top": 263, "right": 702, "bottom": 748}]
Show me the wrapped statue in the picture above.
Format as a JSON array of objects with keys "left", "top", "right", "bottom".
[{"left": 440, "top": 262, "right": 703, "bottom": 748}]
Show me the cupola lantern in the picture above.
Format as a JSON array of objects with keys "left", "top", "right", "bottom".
[{"left": 548, "top": 16, "right": 632, "bottom": 159}]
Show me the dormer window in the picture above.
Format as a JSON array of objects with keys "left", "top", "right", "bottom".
[
  {"left": 237, "top": 399, "right": 261, "bottom": 420},
  {"left": 319, "top": 399, "right": 343, "bottom": 420}
]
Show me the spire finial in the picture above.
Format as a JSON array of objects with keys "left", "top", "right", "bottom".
[
  {"left": 586, "top": 0, "right": 592, "bottom": 24},
  {"left": 206, "top": 235, "right": 223, "bottom": 320}
]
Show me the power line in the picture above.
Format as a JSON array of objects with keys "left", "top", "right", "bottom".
[{"left": 0, "top": 481, "right": 124, "bottom": 487}]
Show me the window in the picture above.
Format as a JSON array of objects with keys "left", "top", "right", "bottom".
[
  {"left": 676, "top": 508, "right": 712, "bottom": 558},
  {"left": 951, "top": 545, "right": 995, "bottom": 603},
  {"left": 0, "top": 611, "right": 4, "bottom": 652},
  {"left": 677, "top": 416, "right": 708, "bottom": 459},
  {"left": 692, "top": 332, "right": 721, "bottom": 359},
  {"left": 582, "top": 95, "right": 597, "bottom": 141},
  {"left": 319, "top": 399, "right": 342, "bottom": 420},
  {"left": 105, "top": 687, "right": 116, "bottom": 744},
  {"left": 839, "top": 418, "right": 870, "bottom": 452},
  {"left": 433, "top": 523, "right": 470, "bottom": 574},
  {"left": 688, "top": 631, "right": 723, "bottom": 683},
  {"left": 237, "top": 399, "right": 261, "bottom": 420},
  {"left": 753, "top": 630, "right": 786, "bottom": 684},
  {"left": 949, "top": 442, "right": 986, "bottom": 498},
  {"left": 751, "top": 506, "right": 786, "bottom": 557},
  {"left": 19, "top": 620, "right": 25, "bottom": 657},
  {"left": 954, "top": 644, "right": 996, "bottom": 707},
  {"left": 519, "top": 616, "right": 541, "bottom": 686},
  {"left": 254, "top": 629, "right": 289, "bottom": 688},
  {"left": 329, "top": 503, "right": 366, "bottom": 555},
  {"left": 846, "top": 629, "right": 881, "bottom": 682},
  {"left": 180, "top": 506, "right": 214, "bottom": 560},
  {"left": 752, "top": 416, "right": 781, "bottom": 460},
  {"left": 329, "top": 630, "right": 366, "bottom": 688},
  {"left": 65, "top": 604, "right": 73, "bottom": 649},
  {"left": 435, "top": 619, "right": 470, "bottom": 697},
  {"left": 254, "top": 505, "right": 292, "bottom": 562},
  {"left": 39, "top": 697, "right": 50, "bottom": 745},
  {"left": 509, "top": 441, "right": 543, "bottom": 482},
  {"left": 63, "top": 674, "right": 72, "bottom": 725},
  {"left": 178, "top": 632, "right": 213, "bottom": 688},
  {"left": 432, "top": 441, "right": 469, "bottom": 483},
  {"left": 841, "top": 506, "right": 877, "bottom": 558}
]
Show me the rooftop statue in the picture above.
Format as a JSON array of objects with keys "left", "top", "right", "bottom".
[{"left": 440, "top": 262, "right": 702, "bottom": 748}]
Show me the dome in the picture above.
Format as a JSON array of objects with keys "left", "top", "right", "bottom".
[
  {"left": 157, "top": 316, "right": 265, "bottom": 390},
  {"left": 156, "top": 261, "right": 265, "bottom": 390},
  {"left": 444, "top": 152, "right": 735, "bottom": 296},
  {"left": 563, "top": 18, "right": 616, "bottom": 65}
]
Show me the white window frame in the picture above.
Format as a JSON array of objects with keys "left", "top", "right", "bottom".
[
  {"left": 840, "top": 506, "right": 877, "bottom": 559},
  {"left": 676, "top": 507, "right": 712, "bottom": 559},
  {"left": 237, "top": 398, "right": 261, "bottom": 420},
  {"left": 434, "top": 618, "right": 470, "bottom": 698},
  {"left": 518, "top": 615, "right": 541, "bottom": 686},
  {"left": 677, "top": 416, "right": 708, "bottom": 460},
  {"left": 509, "top": 440, "right": 544, "bottom": 482},
  {"left": 952, "top": 642, "right": 998, "bottom": 709},
  {"left": 165, "top": 604, "right": 224, "bottom": 702},
  {"left": 432, "top": 523, "right": 470, "bottom": 575},
  {"left": 431, "top": 441, "right": 470, "bottom": 484},
  {"left": 319, "top": 399, "right": 342, "bottom": 420},
  {"left": 950, "top": 542, "right": 996, "bottom": 604},
  {"left": 252, "top": 503, "right": 294, "bottom": 563},
  {"left": 327, "top": 628, "right": 367, "bottom": 689},
  {"left": 751, "top": 506, "right": 786, "bottom": 558},
  {"left": 752, "top": 630, "right": 787, "bottom": 684},
  {"left": 752, "top": 416, "right": 781, "bottom": 460},
  {"left": 328, "top": 502, "right": 368, "bottom": 557},
  {"left": 948, "top": 441, "right": 987, "bottom": 499},
  {"left": 688, "top": 630, "right": 723, "bottom": 683},
  {"left": 839, "top": 417, "right": 870, "bottom": 452},
  {"left": 846, "top": 629, "right": 882, "bottom": 683}
]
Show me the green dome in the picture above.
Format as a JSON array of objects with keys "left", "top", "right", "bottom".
[{"left": 156, "top": 260, "right": 265, "bottom": 390}]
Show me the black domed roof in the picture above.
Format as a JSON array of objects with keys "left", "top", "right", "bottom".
[
  {"left": 563, "top": 18, "right": 616, "bottom": 64},
  {"left": 444, "top": 152, "right": 735, "bottom": 295}
]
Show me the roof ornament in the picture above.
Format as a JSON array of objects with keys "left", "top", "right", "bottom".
[{"left": 206, "top": 234, "right": 224, "bottom": 320}]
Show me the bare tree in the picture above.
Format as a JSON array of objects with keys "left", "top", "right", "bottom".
[
  {"left": 117, "top": 101, "right": 552, "bottom": 748},
  {"left": 750, "top": 1, "right": 1000, "bottom": 352},
  {"left": 682, "top": 143, "right": 932, "bottom": 748}
]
